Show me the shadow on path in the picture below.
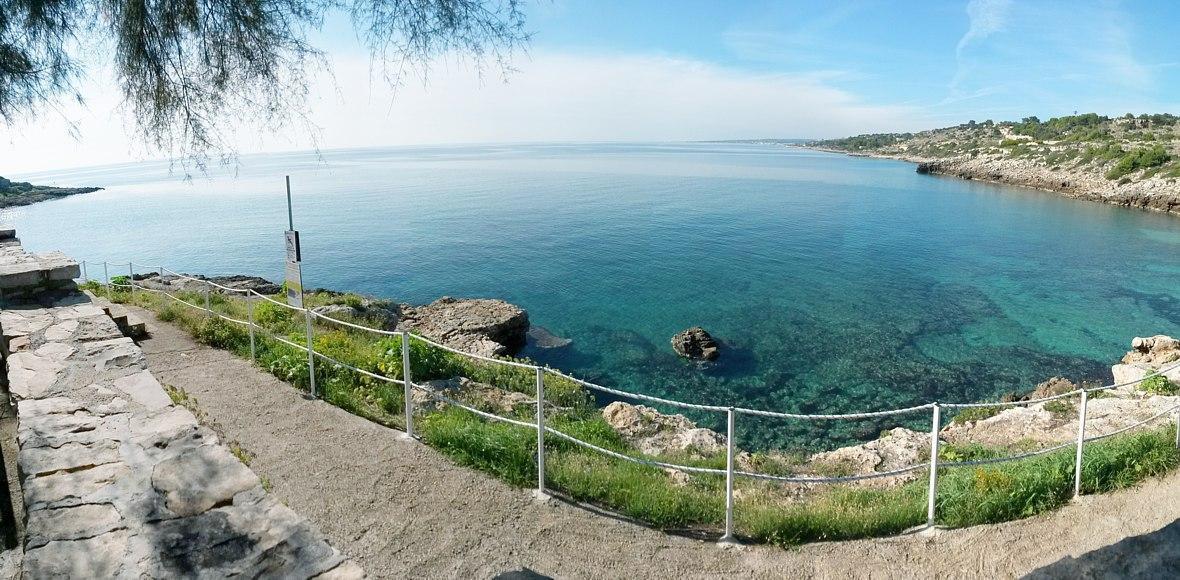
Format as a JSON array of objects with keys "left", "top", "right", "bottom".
[{"left": 1025, "top": 519, "right": 1180, "bottom": 579}]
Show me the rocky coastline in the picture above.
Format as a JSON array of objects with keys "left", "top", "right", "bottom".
[{"left": 0, "top": 176, "right": 102, "bottom": 208}]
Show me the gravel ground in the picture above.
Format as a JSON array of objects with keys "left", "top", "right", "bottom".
[{"left": 132, "top": 306, "right": 1180, "bottom": 579}]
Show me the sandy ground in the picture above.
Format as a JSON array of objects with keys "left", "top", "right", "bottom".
[{"left": 132, "top": 306, "right": 1180, "bottom": 579}]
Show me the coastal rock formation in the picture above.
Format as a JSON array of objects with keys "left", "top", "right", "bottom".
[
  {"left": 670, "top": 326, "right": 720, "bottom": 361},
  {"left": 312, "top": 299, "right": 401, "bottom": 331},
  {"left": 398, "top": 297, "right": 529, "bottom": 358},
  {"left": 601, "top": 402, "right": 725, "bottom": 458},
  {"left": 412, "top": 377, "right": 533, "bottom": 415},
  {"left": 1112, "top": 335, "right": 1180, "bottom": 386},
  {"left": 135, "top": 273, "right": 281, "bottom": 295},
  {"left": 808, "top": 427, "right": 928, "bottom": 478}
]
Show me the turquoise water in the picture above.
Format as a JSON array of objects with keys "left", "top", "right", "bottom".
[{"left": 10, "top": 143, "right": 1180, "bottom": 448}]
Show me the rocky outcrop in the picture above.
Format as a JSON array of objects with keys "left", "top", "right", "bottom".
[
  {"left": 135, "top": 273, "right": 281, "bottom": 296},
  {"left": 412, "top": 377, "right": 533, "bottom": 415},
  {"left": 398, "top": 297, "right": 529, "bottom": 358},
  {"left": 670, "top": 327, "right": 719, "bottom": 361},
  {"left": 1112, "top": 335, "right": 1180, "bottom": 386},
  {"left": 312, "top": 299, "right": 401, "bottom": 331},
  {"left": 809, "top": 427, "right": 929, "bottom": 478},
  {"left": 601, "top": 402, "right": 725, "bottom": 458}
]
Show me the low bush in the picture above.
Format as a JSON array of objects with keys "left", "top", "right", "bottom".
[
  {"left": 951, "top": 406, "right": 1001, "bottom": 424},
  {"left": 1140, "top": 373, "right": 1179, "bottom": 396}
]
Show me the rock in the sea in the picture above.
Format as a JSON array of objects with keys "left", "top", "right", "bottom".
[
  {"left": 670, "top": 326, "right": 719, "bottom": 361},
  {"left": 526, "top": 326, "right": 572, "bottom": 349},
  {"left": 398, "top": 296, "right": 529, "bottom": 358},
  {"left": 601, "top": 401, "right": 724, "bottom": 458}
]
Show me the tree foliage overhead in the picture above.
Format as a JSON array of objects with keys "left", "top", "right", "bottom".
[{"left": 0, "top": 0, "right": 528, "bottom": 165}]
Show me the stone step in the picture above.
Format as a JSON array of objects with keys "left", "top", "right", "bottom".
[{"left": 83, "top": 291, "right": 148, "bottom": 339}]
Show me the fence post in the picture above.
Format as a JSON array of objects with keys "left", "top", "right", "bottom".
[
  {"left": 720, "top": 407, "right": 738, "bottom": 544},
  {"left": 1174, "top": 407, "right": 1179, "bottom": 449},
  {"left": 246, "top": 296, "right": 256, "bottom": 362},
  {"left": 128, "top": 263, "right": 135, "bottom": 297},
  {"left": 204, "top": 282, "right": 211, "bottom": 314},
  {"left": 103, "top": 262, "right": 109, "bottom": 297},
  {"left": 535, "top": 366, "right": 547, "bottom": 498},
  {"left": 81, "top": 261, "right": 87, "bottom": 284},
  {"left": 304, "top": 310, "right": 316, "bottom": 398},
  {"left": 1073, "top": 390, "right": 1089, "bottom": 498},
  {"left": 926, "top": 403, "right": 941, "bottom": 528},
  {"left": 401, "top": 331, "right": 414, "bottom": 439}
]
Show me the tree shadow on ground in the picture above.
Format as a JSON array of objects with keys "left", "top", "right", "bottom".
[{"left": 1024, "top": 519, "right": 1180, "bottom": 579}]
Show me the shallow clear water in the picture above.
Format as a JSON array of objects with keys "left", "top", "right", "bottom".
[{"left": 10, "top": 143, "right": 1180, "bottom": 448}]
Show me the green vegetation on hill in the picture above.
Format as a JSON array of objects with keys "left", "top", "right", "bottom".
[
  {"left": 91, "top": 282, "right": 1180, "bottom": 546},
  {"left": 812, "top": 113, "right": 1180, "bottom": 184},
  {"left": 0, "top": 176, "right": 102, "bottom": 207}
]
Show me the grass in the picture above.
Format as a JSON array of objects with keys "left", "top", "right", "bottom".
[
  {"left": 1140, "top": 373, "right": 1179, "bottom": 396},
  {"left": 104, "top": 282, "right": 1180, "bottom": 546}
]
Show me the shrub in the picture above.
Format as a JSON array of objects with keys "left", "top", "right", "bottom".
[
  {"left": 253, "top": 299, "right": 294, "bottom": 327},
  {"left": 951, "top": 406, "right": 1001, "bottom": 424},
  {"left": 1140, "top": 373, "right": 1179, "bottom": 396},
  {"left": 1106, "top": 145, "right": 1171, "bottom": 180}
]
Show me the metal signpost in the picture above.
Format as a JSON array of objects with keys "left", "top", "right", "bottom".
[{"left": 284, "top": 176, "right": 316, "bottom": 398}]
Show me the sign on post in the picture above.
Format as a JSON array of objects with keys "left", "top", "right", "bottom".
[{"left": 284, "top": 230, "right": 304, "bottom": 308}]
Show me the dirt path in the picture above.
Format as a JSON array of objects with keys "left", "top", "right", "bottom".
[{"left": 132, "top": 306, "right": 1180, "bottom": 579}]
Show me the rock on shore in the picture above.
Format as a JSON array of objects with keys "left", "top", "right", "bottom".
[
  {"left": 135, "top": 273, "right": 281, "bottom": 295},
  {"left": 398, "top": 297, "right": 529, "bottom": 358},
  {"left": 601, "top": 401, "right": 725, "bottom": 458}
]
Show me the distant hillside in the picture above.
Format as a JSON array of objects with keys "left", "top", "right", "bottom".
[
  {"left": 0, "top": 176, "right": 102, "bottom": 208},
  {"left": 809, "top": 114, "right": 1180, "bottom": 214}
]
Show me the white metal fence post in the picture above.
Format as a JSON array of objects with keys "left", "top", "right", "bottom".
[
  {"left": 81, "top": 261, "right": 87, "bottom": 284},
  {"left": 128, "top": 263, "right": 134, "bottom": 297},
  {"left": 204, "top": 282, "right": 211, "bottom": 313},
  {"left": 401, "top": 331, "right": 414, "bottom": 439},
  {"left": 246, "top": 296, "right": 256, "bottom": 361},
  {"left": 926, "top": 403, "right": 941, "bottom": 528},
  {"left": 1074, "top": 390, "right": 1089, "bottom": 498},
  {"left": 536, "top": 366, "right": 546, "bottom": 497},
  {"left": 304, "top": 310, "right": 316, "bottom": 398},
  {"left": 103, "top": 262, "right": 109, "bottom": 296},
  {"left": 1174, "top": 407, "right": 1179, "bottom": 449},
  {"left": 721, "top": 407, "right": 737, "bottom": 544}
]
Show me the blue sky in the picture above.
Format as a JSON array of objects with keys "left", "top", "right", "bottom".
[
  {"left": 525, "top": 0, "right": 1179, "bottom": 122},
  {"left": 5, "top": 0, "right": 1179, "bottom": 172}
]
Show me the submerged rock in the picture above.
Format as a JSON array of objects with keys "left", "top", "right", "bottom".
[
  {"left": 526, "top": 326, "right": 572, "bottom": 349},
  {"left": 601, "top": 401, "right": 724, "bottom": 458},
  {"left": 670, "top": 326, "right": 720, "bottom": 361}
]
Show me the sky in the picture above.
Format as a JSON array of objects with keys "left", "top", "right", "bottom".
[{"left": 3, "top": 0, "right": 1179, "bottom": 173}]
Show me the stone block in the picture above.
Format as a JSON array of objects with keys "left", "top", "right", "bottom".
[
  {"left": 25, "top": 503, "right": 123, "bottom": 549},
  {"left": 151, "top": 445, "right": 260, "bottom": 517},
  {"left": 113, "top": 370, "right": 172, "bottom": 411},
  {"left": 23, "top": 530, "right": 128, "bottom": 578}
]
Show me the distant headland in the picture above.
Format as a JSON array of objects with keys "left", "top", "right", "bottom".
[
  {"left": 800, "top": 113, "right": 1180, "bottom": 215},
  {"left": 0, "top": 176, "right": 102, "bottom": 208}
]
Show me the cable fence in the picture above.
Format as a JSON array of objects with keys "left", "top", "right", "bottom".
[{"left": 80, "top": 259, "right": 1180, "bottom": 541}]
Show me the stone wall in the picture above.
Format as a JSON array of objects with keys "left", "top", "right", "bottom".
[{"left": 0, "top": 235, "right": 362, "bottom": 578}]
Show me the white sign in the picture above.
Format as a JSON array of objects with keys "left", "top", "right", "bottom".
[
  {"left": 284, "top": 230, "right": 301, "bottom": 263},
  {"left": 285, "top": 261, "right": 304, "bottom": 308}
]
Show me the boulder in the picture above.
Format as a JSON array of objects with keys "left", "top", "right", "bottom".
[
  {"left": 398, "top": 297, "right": 529, "bottom": 357},
  {"left": 311, "top": 300, "right": 400, "bottom": 331},
  {"left": 411, "top": 377, "right": 532, "bottom": 415},
  {"left": 808, "top": 427, "right": 928, "bottom": 478},
  {"left": 1124, "top": 335, "right": 1180, "bottom": 366},
  {"left": 601, "top": 401, "right": 724, "bottom": 458},
  {"left": 1028, "top": 376, "right": 1077, "bottom": 400},
  {"left": 670, "top": 326, "right": 719, "bottom": 361}
]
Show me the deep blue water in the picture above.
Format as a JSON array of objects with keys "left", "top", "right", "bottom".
[{"left": 10, "top": 143, "right": 1180, "bottom": 448}]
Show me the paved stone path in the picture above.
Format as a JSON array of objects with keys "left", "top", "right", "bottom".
[
  {"left": 130, "top": 303, "right": 1180, "bottom": 579},
  {"left": 1, "top": 260, "right": 363, "bottom": 577}
]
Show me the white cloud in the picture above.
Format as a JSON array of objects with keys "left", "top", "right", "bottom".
[
  {"left": 956, "top": 0, "right": 1012, "bottom": 57},
  {"left": 2, "top": 51, "right": 924, "bottom": 174}
]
